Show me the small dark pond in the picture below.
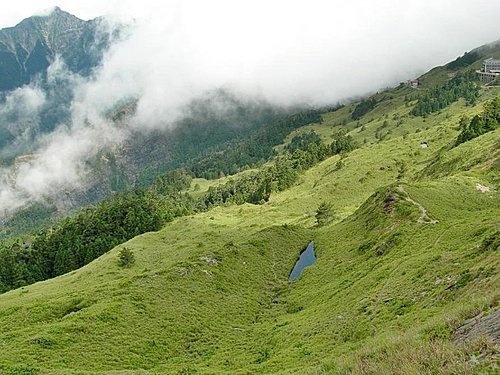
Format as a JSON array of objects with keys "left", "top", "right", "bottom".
[{"left": 288, "top": 241, "right": 316, "bottom": 281}]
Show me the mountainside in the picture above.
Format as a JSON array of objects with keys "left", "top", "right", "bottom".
[
  {"left": 0, "top": 8, "right": 311, "bottom": 229},
  {"left": 0, "top": 7, "right": 109, "bottom": 92},
  {"left": 0, "top": 40, "right": 498, "bottom": 374}
]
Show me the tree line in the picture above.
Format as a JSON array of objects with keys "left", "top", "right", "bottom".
[
  {"left": 446, "top": 51, "right": 479, "bottom": 71},
  {"left": 411, "top": 71, "right": 479, "bottom": 117},
  {"left": 184, "top": 110, "right": 327, "bottom": 179},
  {"left": 1, "top": 107, "right": 342, "bottom": 238},
  {"left": 456, "top": 96, "right": 499, "bottom": 145},
  {"left": 0, "top": 171, "right": 195, "bottom": 292},
  {"left": 203, "top": 130, "right": 355, "bottom": 206},
  {"left": 351, "top": 98, "right": 377, "bottom": 120}
]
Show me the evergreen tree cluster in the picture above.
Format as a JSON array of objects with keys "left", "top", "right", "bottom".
[
  {"left": 0, "top": 204, "right": 57, "bottom": 240},
  {"left": 0, "top": 180, "right": 196, "bottom": 292},
  {"left": 456, "top": 96, "right": 500, "bottom": 145},
  {"left": 285, "top": 131, "right": 321, "bottom": 153},
  {"left": 151, "top": 169, "right": 193, "bottom": 195},
  {"left": 351, "top": 98, "right": 377, "bottom": 120},
  {"left": 117, "top": 247, "right": 135, "bottom": 267},
  {"left": 411, "top": 72, "right": 479, "bottom": 117},
  {"left": 204, "top": 130, "right": 355, "bottom": 206},
  {"left": 447, "top": 52, "right": 479, "bottom": 71},
  {"left": 185, "top": 110, "right": 325, "bottom": 179},
  {"left": 315, "top": 202, "right": 334, "bottom": 226}
]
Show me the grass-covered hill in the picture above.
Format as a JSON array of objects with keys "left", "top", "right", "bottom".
[{"left": 0, "top": 47, "right": 499, "bottom": 374}]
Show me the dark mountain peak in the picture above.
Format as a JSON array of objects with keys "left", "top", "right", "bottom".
[
  {"left": 33, "top": 6, "right": 75, "bottom": 19},
  {"left": 0, "top": 7, "right": 114, "bottom": 91},
  {"left": 42, "top": 6, "right": 82, "bottom": 21},
  {"left": 1, "top": 7, "right": 85, "bottom": 49}
]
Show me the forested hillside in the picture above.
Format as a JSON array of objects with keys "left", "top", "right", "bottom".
[{"left": 0, "top": 130, "right": 355, "bottom": 292}]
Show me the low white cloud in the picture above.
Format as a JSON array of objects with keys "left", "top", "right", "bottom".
[
  {"left": 0, "top": 59, "right": 129, "bottom": 216},
  {"left": 0, "top": 110, "right": 128, "bottom": 216},
  {"left": 1, "top": 0, "right": 500, "bottom": 218},
  {"left": 80, "top": 0, "right": 500, "bottom": 123},
  {"left": 32, "top": 6, "right": 58, "bottom": 17},
  {"left": 0, "top": 85, "right": 45, "bottom": 135},
  {"left": 15, "top": 123, "right": 126, "bottom": 198}
]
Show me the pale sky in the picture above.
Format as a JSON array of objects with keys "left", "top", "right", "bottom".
[
  {"left": 1, "top": 1, "right": 191, "bottom": 26},
  {"left": 1, "top": 1, "right": 500, "bottom": 35},
  {"left": 0, "top": 2, "right": 95, "bottom": 26}
]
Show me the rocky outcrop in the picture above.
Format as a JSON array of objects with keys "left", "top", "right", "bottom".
[{"left": 452, "top": 310, "right": 500, "bottom": 345}]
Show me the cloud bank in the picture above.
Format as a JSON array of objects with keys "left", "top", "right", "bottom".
[{"left": 1, "top": 0, "right": 500, "bottom": 217}]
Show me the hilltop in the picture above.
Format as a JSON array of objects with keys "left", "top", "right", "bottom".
[{"left": 0, "top": 39, "right": 498, "bottom": 374}]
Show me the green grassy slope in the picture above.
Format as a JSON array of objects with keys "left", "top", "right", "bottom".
[
  {"left": 0, "top": 219, "right": 312, "bottom": 374},
  {"left": 0, "top": 77, "right": 498, "bottom": 373},
  {"left": 253, "top": 179, "right": 498, "bottom": 373}
]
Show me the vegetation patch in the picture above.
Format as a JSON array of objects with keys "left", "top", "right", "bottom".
[
  {"left": 411, "top": 71, "right": 479, "bottom": 117},
  {"left": 351, "top": 98, "right": 377, "bottom": 120},
  {"left": 118, "top": 247, "right": 136, "bottom": 268},
  {"left": 456, "top": 96, "right": 499, "bottom": 145}
]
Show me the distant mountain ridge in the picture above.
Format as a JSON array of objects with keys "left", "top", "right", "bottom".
[{"left": 0, "top": 6, "right": 110, "bottom": 91}]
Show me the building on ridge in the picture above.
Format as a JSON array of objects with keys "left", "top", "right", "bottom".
[{"left": 477, "top": 57, "right": 500, "bottom": 82}]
